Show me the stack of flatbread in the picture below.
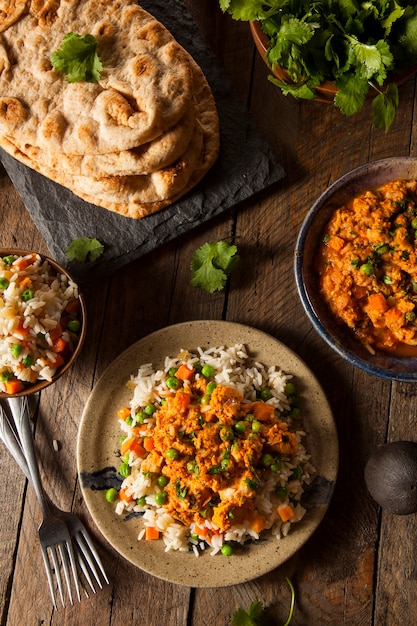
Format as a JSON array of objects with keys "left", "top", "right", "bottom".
[{"left": 0, "top": 0, "right": 220, "bottom": 219}]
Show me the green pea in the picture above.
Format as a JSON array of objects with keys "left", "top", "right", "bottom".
[
  {"left": 201, "top": 364, "right": 214, "bottom": 377},
  {"left": 119, "top": 435, "right": 127, "bottom": 445},
  {"left": 168, "top": 367, "right": 178, "bottom": 376},
  {"left": 137, "top": 496, "right": 147, "bottom": 506},
  {"left": 261, "top": 453, "right": 274, "bottom": 467},
  {"left": 22, "top": 355, "right": 34, "bottom": 367},
  {"left": 376, "top": 244, "right": 390, "bottom": 255},
  {"left": 67, "top": 319, "right": 81, "bottom": 333},
  {"left": 360, "top": 262, "right": 373, "bottom": 276},
  {"left": 200, "top": 394, "right": 211, "bottom": 405},
  {"left": 135, "top": 411, "right": 147, "bottom": 424},
  {"left": 166, "top": 448, "right": 179, "bottom": 461},
  {"left": 291, "top": 467, "right": 303, "bottom": 480},
  {"left": 206, "top": 381, "right": 217, "bottom": 394},
  {"left": 0, "top": 277, "right": 9, "bottom": 290},
  {"left": 276, "top": 485, "right": 288, "bottom": 499},
  {"left": 234, "top": 421, "right": 246, "bottom": 434},
  {"left": 221, "top": 544, "right": 233, "bottom": 556},
  {"left": 271, "top": 460, "right": 281, "bottom": 472},
  {"left": 412, "top": 217, "right": 417, "bottom": 229},
  {"left": 190, "top": 533, "right": 199, "bottom": 542},
  {"left": 290, "top": 407, "right": 301, "bottom": 419},
  {"left": 260, "top": 388, "right": 272, "bottom": 401},
  {"left": 155, "top": 491, "right": 168, "bottom": 505},
  {"left": 157, "top": 475, "right": 169, "bottom": 488},
  {"left": 125, "top": 415, "right": 133, "bottom": 426},
  {"left": 119, "top": 462, "right": 130, "bottom": 478},
  {"left": 406, "top": 311, "right": 416, "bottom": 321},
  {"left": 144, "top": 403, "right": 156, "bottom": 416},
  {"left": 2, "top": 255, "right": 14, "bottom": 265},
  {"left": 105, "top": 488, "right": 118, "bottom": 503},
  {"left": 284, "top": 382, "right": 296, "bottom": 395},
  {"left": 251, "top": 420, "right": 262, "bottom": 433},
  {"left": 166, "top": 376, "right": 180, "bottom": 389},
  {"left": 10, "top": 343, "right": 22, "bottom": 358},
  {"left": 21, "top": 289, "right": 34, "bottom": 302},
  {"left": 187, "top": 460, "right": 198, "bottom": 473}
]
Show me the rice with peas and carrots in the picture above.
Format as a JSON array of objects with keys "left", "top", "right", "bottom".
[
  {"left": 112, "top": 344, "right": 315, "bottom": 556},
  {"left": 0, "top": 252, "right": 81, "bottom": 394}
]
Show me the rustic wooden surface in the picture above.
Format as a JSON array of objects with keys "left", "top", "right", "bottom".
[{"left": 1, "top": 2, "right": 417, "bottom": 624}]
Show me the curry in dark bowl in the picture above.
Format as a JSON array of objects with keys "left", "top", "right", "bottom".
[{"left": 295, "top": 157, "right": 417, "bottom": 382}]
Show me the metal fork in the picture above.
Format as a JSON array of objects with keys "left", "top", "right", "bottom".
[{"left": 0, "top": 397, "right": 108, "bottom": 607}]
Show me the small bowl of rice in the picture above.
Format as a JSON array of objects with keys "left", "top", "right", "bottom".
[{"left": 0, "top": 249, "right": 86, "bottom": 397}]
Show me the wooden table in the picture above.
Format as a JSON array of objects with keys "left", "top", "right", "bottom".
[{"left": 1, "top": 3, "right": 417, "bottom": 624}]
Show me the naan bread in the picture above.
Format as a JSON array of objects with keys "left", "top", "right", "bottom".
[{"left": 0, "top": 0, "right": 220, "bottom": 218}]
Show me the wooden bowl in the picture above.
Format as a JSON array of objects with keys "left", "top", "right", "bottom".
[
  {"left": 0, "top": 249, "right": 86, "bottom": 397},
  {"left": 250, "top": 20, "right": 417, "bottom": 104}
]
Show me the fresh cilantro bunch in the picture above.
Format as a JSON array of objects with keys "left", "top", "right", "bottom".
[
  {"left": 65, "top": 237, "right": 104, "bottom": 262},
  {"left": 219, "top": 0, "right": 417, "bottom": 131},
  {"left": 191, "top": 241, "right": 239, "bottom": 292},
  {"left": 51, "top": 32, "right": 103, "bottom": 83}
]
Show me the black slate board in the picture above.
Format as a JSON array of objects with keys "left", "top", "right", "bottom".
[{"left": 0, "top": 0, "right": 285, "bottom": 284}]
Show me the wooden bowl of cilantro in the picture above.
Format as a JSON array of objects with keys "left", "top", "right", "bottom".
[{"left": 220, "top": 0, "right": 417, "bottom": 131}]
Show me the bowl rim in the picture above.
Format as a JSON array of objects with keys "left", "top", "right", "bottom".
[
  {"left": 0, "top": 248, "right": 86, "bottom": 397},
  {"left": 294, "top": 157, "right": 417, "bottom": 382}
]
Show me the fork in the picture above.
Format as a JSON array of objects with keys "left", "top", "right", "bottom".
[{"left": 0, "top": 397, "right": 109, "bottom": 607}]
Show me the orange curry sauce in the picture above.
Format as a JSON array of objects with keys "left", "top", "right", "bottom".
[{"left": 317, "top": 179, "right": 417, "bottom": 356}]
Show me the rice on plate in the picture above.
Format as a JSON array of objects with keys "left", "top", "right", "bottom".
[
  {"left": 0, "top": 252, "right": 82, "bottom": 395},
  {"left": 111, "top": 343, "right": 315, "bottom": 557}
]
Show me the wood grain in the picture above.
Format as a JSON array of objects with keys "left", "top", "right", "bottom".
[{"left": 1, "top": 2, "right": 417, "bottom": 624}]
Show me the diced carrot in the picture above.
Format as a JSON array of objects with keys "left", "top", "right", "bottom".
[
  {"left": 143, "top": 437, "right": 155, "bottom": 452},
  {"left": 119, "top": 487, "right": 134, "bottom": 503},
  {"left": 251, "top": 401, "right": 275, "bottom": 421},
  {"left": 14, "top": 322, "right": 29, "bottom": 338},
  {"left": 52, "top": 337, "right": 67, "bottom": 353},
  {"left": 328, "top": 235, "right": 345, "bottom": 251},
  {"left": 64, "top": 299, "right": 80, "bottom": 314},
  {"left": 277, "top": 503, "right": 295, "bottom": 522},
  {"left": 174, "top": 391, "right": 191, "bottom": 411},
  {"left": 18, "top": 276, "right": 32, "bottom": 289},
  {"left": 117, "top": 407, "right": 131, "bottom": 420},
  {"left": 145, "top": 526, "right": 160, "bottom": 540},
  {"left": 120, "top": 436, "right": 136, "bottom": 456},
  {"left": 194, "top": 525, "right": 210, "bottom": 538},
  {"left": 12, "top": 253, "right": 37, "bottom": 271},
  {"left": 175, "top": 364, "right": 195, "bottom": 381},
  {"left": 251, "top": 515, "right": 266, "bottom": 534},
  {"left": 120, "top": 436, "right": 146, "bottom": 458},
  {"left": 49, "top": 324, "right": 63, "bottom": 341},
  {"left": 367, "top": 292, "right": 388, "bottom": 312},
  {"left": 3, "top": 379, "right": 24, "bottom": 394},
  {"left": 385, "top": 307, "right": 404, "bottom": 327},
  {"left": 49, "top": 353, "right": 65, "bottom": 368}
]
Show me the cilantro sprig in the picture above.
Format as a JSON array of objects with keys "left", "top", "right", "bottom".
[
  {"left": 219, "top": 0, "right": 417, "bottom": 131},
  {"left": 65, "top": 237, "right": 104, "bottom": 263},
  {"left": 191, "top": 241, "right": 239, "bottom": 293},
  {"left": 231, "top": 578, "right": 295, "bottom": 626},
  {"left": 51, "top": 33, "right": 103, "bottom": 83}
]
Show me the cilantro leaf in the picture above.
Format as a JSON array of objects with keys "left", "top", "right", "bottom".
[
  {"left": 232, "top": 601, "right": 265, "bottom": 626},
  {"left": 372, "top": 82, "right": 399, "bottom": 131},
  {"left": 65, "top": 237, "right": 104, "bottom": 262},
  {"left": 51, "top": 33, "right": 102, "bottom": 83},
  {"left": 191, "top": 241, "right": 239, "bottom": 293}
]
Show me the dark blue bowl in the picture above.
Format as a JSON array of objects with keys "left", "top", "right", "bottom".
[{"left": 294, "top": 157, "right": 417, "bottom": 382}]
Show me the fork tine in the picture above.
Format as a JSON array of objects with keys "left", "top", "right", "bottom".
[
  {"left": 74, "top": 529, "right": 109, "bottom": 587},
  {"left": 66, "top": 539, "right": 82, "bottom": 602},
  {"left": 40, "top": 545, "right": 58, "bottom": 610},
  {"left": 58, "top": 543, "right": 74, "bottom": 606},
  {"left": 47, "top": 544, "right": 66, "bottom": 608}
]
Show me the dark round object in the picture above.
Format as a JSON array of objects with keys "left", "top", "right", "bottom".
[{"left": 364, "top": 441, "right": 417, "bottom": 515}]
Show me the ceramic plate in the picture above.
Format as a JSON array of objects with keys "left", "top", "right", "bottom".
[{"left": 77, "top": 320, "right": 338, "bottom": 587}]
